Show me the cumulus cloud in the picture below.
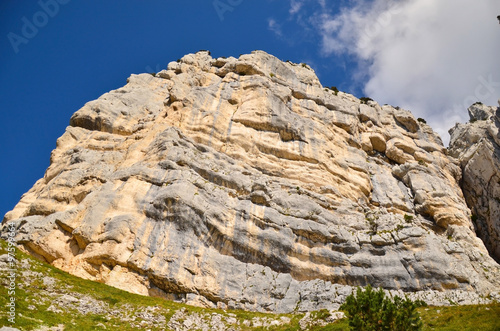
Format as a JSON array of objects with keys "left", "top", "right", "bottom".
[{"left": 312, "top": 0, "right": 500, "bottom": 144}]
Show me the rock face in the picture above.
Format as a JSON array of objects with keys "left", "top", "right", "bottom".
[
  {"left": 2, "top": 51, "right": 500, "bottom": 312},
  {"left": 449, "top": 101, "right": 500, "bottom": 263}
]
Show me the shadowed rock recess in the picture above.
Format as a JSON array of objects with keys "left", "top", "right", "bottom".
[
  {"left": 449, "top": 102, "right": 500, "bottom": 264},
  {"left": 2, "top": 51, "right": 499, "bottom": 312}
]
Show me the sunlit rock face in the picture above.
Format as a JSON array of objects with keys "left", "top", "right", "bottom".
[
  {"left": 2, "top": 51, "right": 499, "bottom": 312},
  {"left": 449, "top": 101, "right": 500, "bottom": 263}
]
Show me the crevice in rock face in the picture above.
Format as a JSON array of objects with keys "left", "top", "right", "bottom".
[
  {"left": 52, "top": 222, "right": 83, "bottom": 258},
  {"left": 231, "top": 118, "right": 307, "bottom": 144},
  {"left": 23, "top": 200, "right": 58, "bottom": 218},
  {"left": 234, "top": 63, "right": 263, "bottom": 77},
  {"left": 189, "top": 164, "right": 249, "bottom": 195},
  {"left": 21, "top": 242, "right": 53, "bottom": 264},
  {"left": 465, "top": 201, "right": 500, "bottom": 264},
  {"left": 290, "top": 89, "right": 347, "bottom": 115},
  {"left": 254, "top": 143, "right": 318, "bottom": 164},
  {"left": 203, "top": 217, "right": 293, "bottom": 275},
  {"left": 148, "top": 273, "right": 225, "bottom": 309},
  {"left": 448, "top": 102, "right": 500, "bottom": 263},
  {"left": 70, "top": 114, "right": 134, "bottom": 136}
]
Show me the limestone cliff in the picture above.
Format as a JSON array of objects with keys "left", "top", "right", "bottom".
[
  {"left": 2, "top": 51, "right": 499, "bottom": 312},
  {"left": 449, "top": 101, "right": 500, "bottom": 263}
]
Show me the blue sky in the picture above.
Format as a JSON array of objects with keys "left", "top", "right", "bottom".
[{"left": 1, "top": 0, "right": 499, "bottom": 218}]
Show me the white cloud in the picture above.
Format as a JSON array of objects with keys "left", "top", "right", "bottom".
[
  {"left": 268, "top": 18, "right": 283, "bottom": 37},
  {"left": 312, "top": 0, "right": 500, "bottom": 144},
  {"left": 289, "top": 0, "right": 305, "bottom": 15}
]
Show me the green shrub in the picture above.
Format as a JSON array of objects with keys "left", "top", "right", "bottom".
[
  {"left": 418, "top": 160, "right": 427, "bottom": 167},
  {"left": 404, "top": 214, "right": 414, "bottom": 223},
  {"left": 360, "top": 97, "right": 373, "bottom": 104},
  {"left": 367, "top": 218, "right": 378, "bottom": 234},
  {"left": 417, "top": 118, "right": 427, "bottom": 124},
  {"left": 340, "top": 285, "right": 424, "bottom": 331}
]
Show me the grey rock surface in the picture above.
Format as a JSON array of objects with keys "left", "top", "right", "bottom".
[
  {"left": 1, "top": 51, "right": 499, "bottom": 312},
  {"left": 449, "top": 101, "right": 500, "bottom": 262}
]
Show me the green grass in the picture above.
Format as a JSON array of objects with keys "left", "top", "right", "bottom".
[
  {"left": 419, "top": 304, "right": 500, "bottom": 331},
  {"left": 0, "top": 238, "right": 499, "bottom": 330},
  {"left": 0, "top": 239, "right": 314, "bottom": 330}
]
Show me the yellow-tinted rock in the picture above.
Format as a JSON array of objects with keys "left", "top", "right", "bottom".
[{"left": 1, "top": 51, "right": 498, "bottom": 312}]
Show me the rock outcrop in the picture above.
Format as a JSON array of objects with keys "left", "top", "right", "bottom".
[
  {"left": 449, "top": 101, "right": 500, "bottom": 263},
  {"left": 2, "top": 51, "right": 499, "bottom": 312}
]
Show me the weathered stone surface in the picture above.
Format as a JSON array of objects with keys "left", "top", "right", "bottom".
[
  {"left": 468, "top": 102, "right": 496, "bottom": 121},
  {"left": 449, "top": 101, "right": 500, "bottom": 262},
  {"left": 1, "top": 51, "right": 499, "bottom": 312},
  {"left": 370, "top": 133, "right": 387, "bottom": 153},
  {"left": 393, "top": 108, "right": 419, "bottom": 133}
]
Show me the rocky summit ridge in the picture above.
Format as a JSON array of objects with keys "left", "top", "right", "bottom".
[{"left": 2, "top": 50, "right": 500, "bottom": 313}]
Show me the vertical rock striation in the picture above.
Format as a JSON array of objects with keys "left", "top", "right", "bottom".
[
  {"left": 449, "top": 101, "right": 500, "bottom": 263},
  {"left": 2, "top": 51, "right": 499, "bottom": 312}
]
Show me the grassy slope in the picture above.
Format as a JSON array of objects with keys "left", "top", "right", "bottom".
[{"left": 0, "top": 239, "right": 498, "bottom": 330}]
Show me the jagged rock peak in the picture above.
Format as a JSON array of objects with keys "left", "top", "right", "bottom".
[
  {"left": 449, "top": 100, "right": 500, "bottom": 263},
  {"left": 2, "top": 50, "right": 499, "bottom": 312}
]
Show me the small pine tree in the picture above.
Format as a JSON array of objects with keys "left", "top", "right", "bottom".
[{"left": 340, "top": 285, "right": 424, "bottom": 331}]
